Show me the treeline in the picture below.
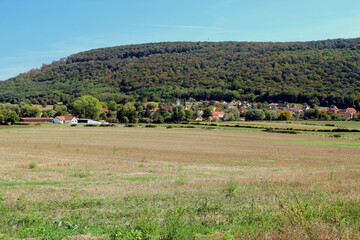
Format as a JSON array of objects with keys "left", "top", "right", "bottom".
[{"left": 1, "top": 39, "right": 360, "bottom": 108}]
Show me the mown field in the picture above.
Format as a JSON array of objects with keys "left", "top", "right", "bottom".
[{"left": 0, "top": 123, "right": 360, "bottom": 239}]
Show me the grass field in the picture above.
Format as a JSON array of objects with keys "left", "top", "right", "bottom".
[{"left": 1, "top": 123, "right": 360, "bottom": 239}]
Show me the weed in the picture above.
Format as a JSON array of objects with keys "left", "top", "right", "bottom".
[
  {"left": 16, "top": 193, "right": 28, "bottom": 211},
  {"left": 174, "top": 175, "right": 187, "bottom": 185},
  {"left": 71, "top": 170, "right": 91, "bottom": 178},
  {"left": 330, "top": 171, "right": 335, "bottom": 180},
  {"left": 113, "top": 146, "right": 117, "bottom": 154},
  {"left": 276, "top": 189, "right": 319, "bottom": 240},
  {"left": 29, "top": 161, "right": 37, "bottom": 169},
  {"left": 225, "top": 178, "right": 238, "bottom": 197}
]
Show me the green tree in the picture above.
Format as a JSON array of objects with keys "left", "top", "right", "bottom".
[
  {"left": 147, "top": 102, "right": 158, "bottom": 110},
  {"left": 265, "top": 110, "right": 280, "bottom": 120},
  {"left": 245, "top": 109, "right": 265, "bottom": 120},
  {"left": 20, "top": 104, "right": 41, "bottom": 117},
  {"left": 172, "top": 105, "right": 186, "bottom": 122},
  {"left": 72, "top": 96, "right": 102, "bottom": 119},
  {"left": 202, "top": 107, "right": 213, "bottom": 119},
  {"left": 54, "top": 105, "right": 69, "bottom": 117},
  {"left": 225, "top": 108, "right": 240, "bottom": 121},
  {"left": 117, "top": 103, "right": 138, "bottom": 123},
  {"left": 107, "top": 100, "right": 117, "bottom": 111},
  {"left": 185, "top": 109, "right": 194, "bottom": 120},
  {"left": 6, "top": 111, "right": 20, "bottom": 125},
  {"left": 279, "top": 111, "right": 292, "bottom": 121},
  {"left": 153, "top": 112, "right": 164, "bottom": 123}
]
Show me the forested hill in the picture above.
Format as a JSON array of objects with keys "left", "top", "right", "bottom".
[{"left": 1, "top": 38, "right": 360, "bottom": 108}]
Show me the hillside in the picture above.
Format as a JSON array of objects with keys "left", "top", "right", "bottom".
[{"left": 1, "top": 39, "right": 360, "bottom": 108}]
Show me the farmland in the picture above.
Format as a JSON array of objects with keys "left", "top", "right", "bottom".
[{"left": 1, "top": 123, "right": 360, "bottom": 239}]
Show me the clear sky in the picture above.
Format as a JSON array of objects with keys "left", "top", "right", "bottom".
[{"left": 1, "top": 0, "right": 360, "bottom": 80}]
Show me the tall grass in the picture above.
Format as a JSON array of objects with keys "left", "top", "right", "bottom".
[{"left": 1, "top": 183, "right": 359, "bottom": 239}]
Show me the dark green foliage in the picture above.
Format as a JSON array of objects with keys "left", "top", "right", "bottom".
[
  {"left": 172, "top": 105, "right": 186, "bottom": 122},
  {"left": 202, "top": 107, "right": 213, "bottom": 119},
  {"left": 71, "top": 95, "right": 102, "bottom": 119},
  {"left": 279, "top": 111, "right": 292, "bottom": 121},
  {"left": 265, "top": 110, "right": 280, "bottom": 120},
  {"left": 117, "top": 103, "right": 138, "bottom": 123},
  {"left": 5, "top": 111, "right": 20, "bottom": 124},
  {"left": 245, "top": 109, "right": 265, "bottom": 120},
  {"left": 1, "top": 39, "right": 360, "bottom": 107}
]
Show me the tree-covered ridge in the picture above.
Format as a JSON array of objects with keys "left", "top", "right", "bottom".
[{"left": 1, "top": 38, "right": 360, "bottom": 108}]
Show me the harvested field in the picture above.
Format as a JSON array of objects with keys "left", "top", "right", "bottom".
[{"left": 1, "top": 125, "right": 360, "bottom": 239}]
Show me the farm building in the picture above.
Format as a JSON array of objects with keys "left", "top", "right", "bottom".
[
  {"left": 78, "top": 119, "right": 107, "bottom": 124},
  {"left": 20, "top": 117, "right": 53, "bottom": 123},
  {"left": 52, "top": 116, "right": 78, "bottom": 124}
]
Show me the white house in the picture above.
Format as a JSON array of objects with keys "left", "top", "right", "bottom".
[{"left": 53, "top": 116, "right": 78, "bottom": 124}]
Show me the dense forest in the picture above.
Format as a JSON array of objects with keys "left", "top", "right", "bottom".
[{"left": 1, "top": 38, "right": 360, "bottom": 108}]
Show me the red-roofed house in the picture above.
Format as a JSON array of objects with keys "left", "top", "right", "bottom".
[
  {"left": 318, "top": 109, "right": 328, "bottom": 114},
  {"left": 192, "top": 116, "right": 203, "bottom": 121},
  {"left": 238, "top": 108, "right": 248, "bottom": 113},
  {"left": 53, "top": 116, "right": 78, "bottom": 124},
  {"left": 101, "top": 108, "right": 109, "bottom": 113},
  {"left": 328, "top": 105, "right": 339, "bottom": 114},
  {"left": 213, "top": 111, "right": 225, "bottom": 118},
  {"left": 209, "top": 115, "right": 220, "bottom": 121},
  {"left": 161, "top": 106, "right": 173, "bottom": 111},
  {"left": 346, "top": 108, "right": 357, "bottom": 114}
]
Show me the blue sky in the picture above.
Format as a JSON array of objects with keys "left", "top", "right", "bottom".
[{"left": 1, "top": 0, "right": 360, "bottom": 80}]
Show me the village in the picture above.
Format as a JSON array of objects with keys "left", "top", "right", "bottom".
[{"left": 5, "top": 98, "right": 359, "bottom": 125}]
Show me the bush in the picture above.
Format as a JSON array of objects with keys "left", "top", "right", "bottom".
[
  {"left": 139, "top": 118, "right": 153, "bottom": 123},
  {"left": 99, "top": 123, "right": 116, "bottom": 127},
  {"left": 29, "top": 161, "right": 37, "bottom": 169},
  {"left": 145, "top": 125, "right": 157, "bottom": 128},
  {"left": 84, "top": 124, "right": 98, "bottom": 127},
  {"left": 264, "top": 128, "right": 298, "bottom": 134},
  {"left": 225, "top": 179, "right": 238, "bottom": 197},
  {"left": 245, "top": 109, "right": 265, "bottom": 120}
]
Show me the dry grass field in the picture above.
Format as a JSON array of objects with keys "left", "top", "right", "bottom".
[{"left": 1, "top": 124, "right": 360, "bottom": 239}]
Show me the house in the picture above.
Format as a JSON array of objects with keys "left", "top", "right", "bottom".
[
  {"left": 346, "top": 108, "right": 357, "bottom": 114},
  {"left": 212, "top": 107, "right": 223, "bottom": 112},
  {"left": 193, "top": 116, "right": 203, "bottom": 121},
  {"left": 20, "top": 117, "right": 53, "bottom": 123},
  {"left": 53, "top": 116, "right": 78, "bottom": 124},
  {"left": 328, "top": 105, "right": 339, "bottom": 114},
  {"left": 161, "top": 106, "right": 173, "bottom": 111},
  {"left": 209, "top": 115, "right": 220, "bottom": 121},
  {"left": 213, "top": 111, "right": 225, "bottom": 118},
  {"left": 101, "top": 108, "right": 109, "bottom": 113},
  {"left": 318, "top": 109, "right": 328, "bottom": 114}
]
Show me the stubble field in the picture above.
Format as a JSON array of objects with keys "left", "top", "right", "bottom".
[{"left": 1, "top": 125, "right": 360, "bottom": 239}]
